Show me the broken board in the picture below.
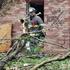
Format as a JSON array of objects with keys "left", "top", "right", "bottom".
[{"left": 0, "top": 23, "right": 12, "bottom": 52}]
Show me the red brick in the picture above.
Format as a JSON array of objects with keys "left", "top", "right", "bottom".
[{"left": 44, "top": 0, "right": 70, "bottom": 55}]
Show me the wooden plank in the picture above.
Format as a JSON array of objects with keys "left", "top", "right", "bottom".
[{"left": 0, "top": 23, "right": 12, "bottom": 52}]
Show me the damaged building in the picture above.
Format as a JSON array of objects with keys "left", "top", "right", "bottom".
[{"left": 0, "top": 0, "right": 69, "bottom": 56}]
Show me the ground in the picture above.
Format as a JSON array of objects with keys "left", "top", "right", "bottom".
[{"left": 0, "top": 53, "right": 70, "bottom": 70}]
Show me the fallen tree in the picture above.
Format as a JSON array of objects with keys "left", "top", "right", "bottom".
[{"left": 0, "top": 37, "right": 26, "bottom": 70}]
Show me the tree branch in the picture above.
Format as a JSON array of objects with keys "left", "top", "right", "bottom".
[{"left": 31, "top": 51, "right": 70, "bottom": 70}]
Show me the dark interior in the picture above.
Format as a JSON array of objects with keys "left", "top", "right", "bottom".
[{"left": 30, "top": 2, "right": 44, "bottom": 21}]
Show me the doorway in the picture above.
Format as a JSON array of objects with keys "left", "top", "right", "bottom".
[{"left": 30, "top": 1, "right": 44, "bottom": 21}]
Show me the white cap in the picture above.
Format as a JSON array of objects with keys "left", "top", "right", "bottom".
[{"left": 29, "top": 7, "right": 36, "bottom": 13}]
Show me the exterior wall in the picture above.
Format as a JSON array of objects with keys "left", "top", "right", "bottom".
[
  {"left": 0, "top": 2, "right": 26, "bottom": 37},
  {"left": 0, "top": 0, "right": 69, "bottom": 54},
  {"left": 44, "top": 0, "right": 70, "bottom": 55}
]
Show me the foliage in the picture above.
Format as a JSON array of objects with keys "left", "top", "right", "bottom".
[{"left": 1, "top": 54, "right": 70, "bottom": 70}]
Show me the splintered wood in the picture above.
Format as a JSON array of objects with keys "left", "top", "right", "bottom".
[{"left": 0, "top": 23, "right": 12, "bottom": 52}]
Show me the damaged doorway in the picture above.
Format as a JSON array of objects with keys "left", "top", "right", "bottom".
[{"left": 30, "top": 0, "right": 44, "bottom": 21}]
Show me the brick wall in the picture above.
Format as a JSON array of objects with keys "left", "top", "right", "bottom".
[
  {"left": 44, "top": 0, "right": 70, "bottom": 55},
  {"left": 0, "top": 0, "right": 69, "bottom": 54},
  {"left": 0, "top": 2, "right": 26, "bottom": 37}
]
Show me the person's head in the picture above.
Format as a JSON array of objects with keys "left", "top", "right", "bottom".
[{"left": 29, "top": 7, "right": 36, "bottom": 17}]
